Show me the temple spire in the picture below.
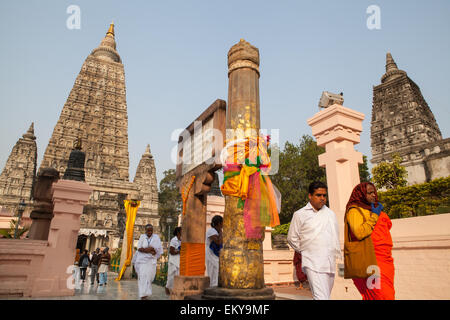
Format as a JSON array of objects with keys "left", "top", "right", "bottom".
[
  {"left": 145, "top": 144, "right": 151, "bottom": 155},
  {"left": 106, "top": 21, "right": 115, "bottom": 37},
  {"left": 143, "top": 144, "right": 153, "bottom": 158},
  {"left": 381, "top": 52, "right": 406, "bottom": 83},
  {"left": 90, "top": 22, "right": 121, "bottom": 63},
  {"left": 27, "top": 122, "right": 34, "bottom": 135},
  {"left": 386, "top": 52, "right": 398, "bottom": 73},
  {"left": 22, "top": 122, "right": 36, "bottom": 141}
]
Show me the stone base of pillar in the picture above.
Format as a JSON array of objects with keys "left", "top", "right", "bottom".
[
  {"left": 27, "top": 213, "right": 53, "bottom": 240},
  {"left": 170, "top": 275, "right": 210, "bottom": 300},
  {"left": 201, "top": 287, "right": 275, "bottom": 300}
]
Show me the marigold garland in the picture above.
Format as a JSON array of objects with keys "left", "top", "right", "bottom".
[{"left": 181, "top": 175, "right": 196, "bottom": 215}]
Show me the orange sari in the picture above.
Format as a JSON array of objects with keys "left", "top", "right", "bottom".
[{"left": 352, "top": 211, "right": 395, "bottom": 300}]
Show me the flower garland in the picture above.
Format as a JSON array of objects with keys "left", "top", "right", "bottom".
[{"left": 181, "top": 175, "right": 196, "bottom": 215}]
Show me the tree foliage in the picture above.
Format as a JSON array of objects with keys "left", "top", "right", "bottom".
[
  {"left": 378, "top": 177, "right": 450, "bottom": 219},
  {"left": 272, "top": 222, "right": 291, "bottom": 236},
  {"left": 0, "top": 219, "right": 30, "bottom": 239},
  {"left": 270, "top": 135, "right": 326, "bottom": 224},
  {"left": 359, "top": 155, "right": 371, "bottom": 182},
  {"left": 372, "top": 154, "right": 408, "bottom": 190},
  {"left": 158, "top": 169, "right": 182, "bottom": 241}
]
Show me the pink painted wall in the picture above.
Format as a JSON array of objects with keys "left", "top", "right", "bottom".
[
  {"left": 0, "top": 240, "right": 47, "bottom": 297},
  {"left": 332, "top": 213, "right": 450, "bottom": 300},
  {"left": 0, "top": 179, "right": 92, "bottom": 298},
  {"left": 31, "top": 179, "right": 92, "bottom": 297}
]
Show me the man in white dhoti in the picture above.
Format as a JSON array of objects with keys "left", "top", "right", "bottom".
[
  {"left": 205, "top": 215, "right": 223, "bottom": 287},
  {"left": 132, "top": 224, "right": 163, "bottom": 300},
  {"left": 287, "top": 181, "right": 341, "bottom": 300},
  {"left": 165, "top": 226, "right": 182, "bottom": 295}
]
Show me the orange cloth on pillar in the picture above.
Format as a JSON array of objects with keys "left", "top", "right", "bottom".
[
  {"left": 180, "top": 242, "right": 205, "bottom": 276},
  {"left": 352, "top": 211, "right": 395, "bottom": 300}
]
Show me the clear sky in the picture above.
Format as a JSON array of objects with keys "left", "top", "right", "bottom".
[{"left": 1, "top": 0, "right": 449, "bottom": 185}]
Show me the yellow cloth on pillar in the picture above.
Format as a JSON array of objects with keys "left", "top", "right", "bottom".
[
  {"left": 115, "top": 200, "right": 140, "bottom": 281},
  {"left": 221, "top": 164, "right": 258, "bottom": 200},
  {"left": 220, "top": 135, "right": 281, "bottom": 239}
]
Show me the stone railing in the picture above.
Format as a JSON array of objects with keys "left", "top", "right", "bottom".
[
  {"left": 0, "top": 239, "right": 47, "bottom": 297},
  {"left": 262, "top": 228, "right": 295, "bottom": 285},
  {"left": 0, "top": 179, "right": 92, "bottom": 298}
]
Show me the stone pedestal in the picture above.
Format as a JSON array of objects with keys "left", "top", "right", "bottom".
[
  {"left": 307, "top": 104, "right": 365, "bottom": 233},
  {"left": 28, "top": 212, "right": 54, "bottom": 240},
  {"left": 202, "top": 287, "right": 275, "bottom": 300},
  {"left": 31, "top": 179, "right": 92, "bottom": 297},
  {"left": 27, "top": 168, "right": 60, "bottom": 240},
  {"left": 171, "top": 275, "right": 210, "bottom": 300}
]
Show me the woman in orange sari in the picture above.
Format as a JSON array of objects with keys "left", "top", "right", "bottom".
[{"left": 345, "top": 182, "right": 395, "bottom": 300}]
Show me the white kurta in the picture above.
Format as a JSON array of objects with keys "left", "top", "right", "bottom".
[
  {"left": 133, "top": 233, "right": 163, "bottom": 298},
  {"left": 205, "top": 227, "right": 219, "bottom": 287},
  {"left": 166, "top": 236, "right": 181, "bottom": 290},
  {"left": 287, "top": 202, "right": 340, "bottom": 300}
]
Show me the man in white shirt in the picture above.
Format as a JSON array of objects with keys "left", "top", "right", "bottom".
[
  {"left": 132, "top": 224, "right": 163, "bottom": 300},
  {"left": 287, "top": 181, "right": 340, "bottom": 300},
  {"left": 205, "top": 215, "right": 223, "bottom": 287}
]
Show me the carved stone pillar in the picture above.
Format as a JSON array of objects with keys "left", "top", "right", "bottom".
[
  {"left": 27, "top": 168, "right": 60, "bottom": 240},
  {"left": 307, "top": 104, "right": 365, "bottom": 233},
  {"left": 203, "top": 39, "right": 274, "bottom": 300}
]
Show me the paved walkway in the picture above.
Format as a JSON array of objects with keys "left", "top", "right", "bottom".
[
  {"left": 3, "top": 272, "right": 169, "bottom": 300},
  {"left": 4, "top": 272, "right": 312, "bottom": 300},
  {"left": 272, "top": 285, "right": 313, "bottom": 300}
]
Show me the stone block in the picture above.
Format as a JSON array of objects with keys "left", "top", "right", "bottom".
[{"left": 170, "top": 275, "right": 210, "bottom": 300}]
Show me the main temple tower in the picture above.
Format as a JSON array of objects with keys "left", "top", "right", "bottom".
[
  {"left": 40, "top": 22, "right": 129, "bottom": 181},
  {"left": 38, "top": 23, "right": 159, "bottom": 250}
]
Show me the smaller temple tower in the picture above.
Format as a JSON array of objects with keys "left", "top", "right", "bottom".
[
  {"left": 133, "top": 144, "right": 159, "bottom": 232},
  {"left": 371, "top": 53, "right": 450, "bottom": 184},
  {"left": 0, "top": 123, "right": 37, "bottom": 212}
]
